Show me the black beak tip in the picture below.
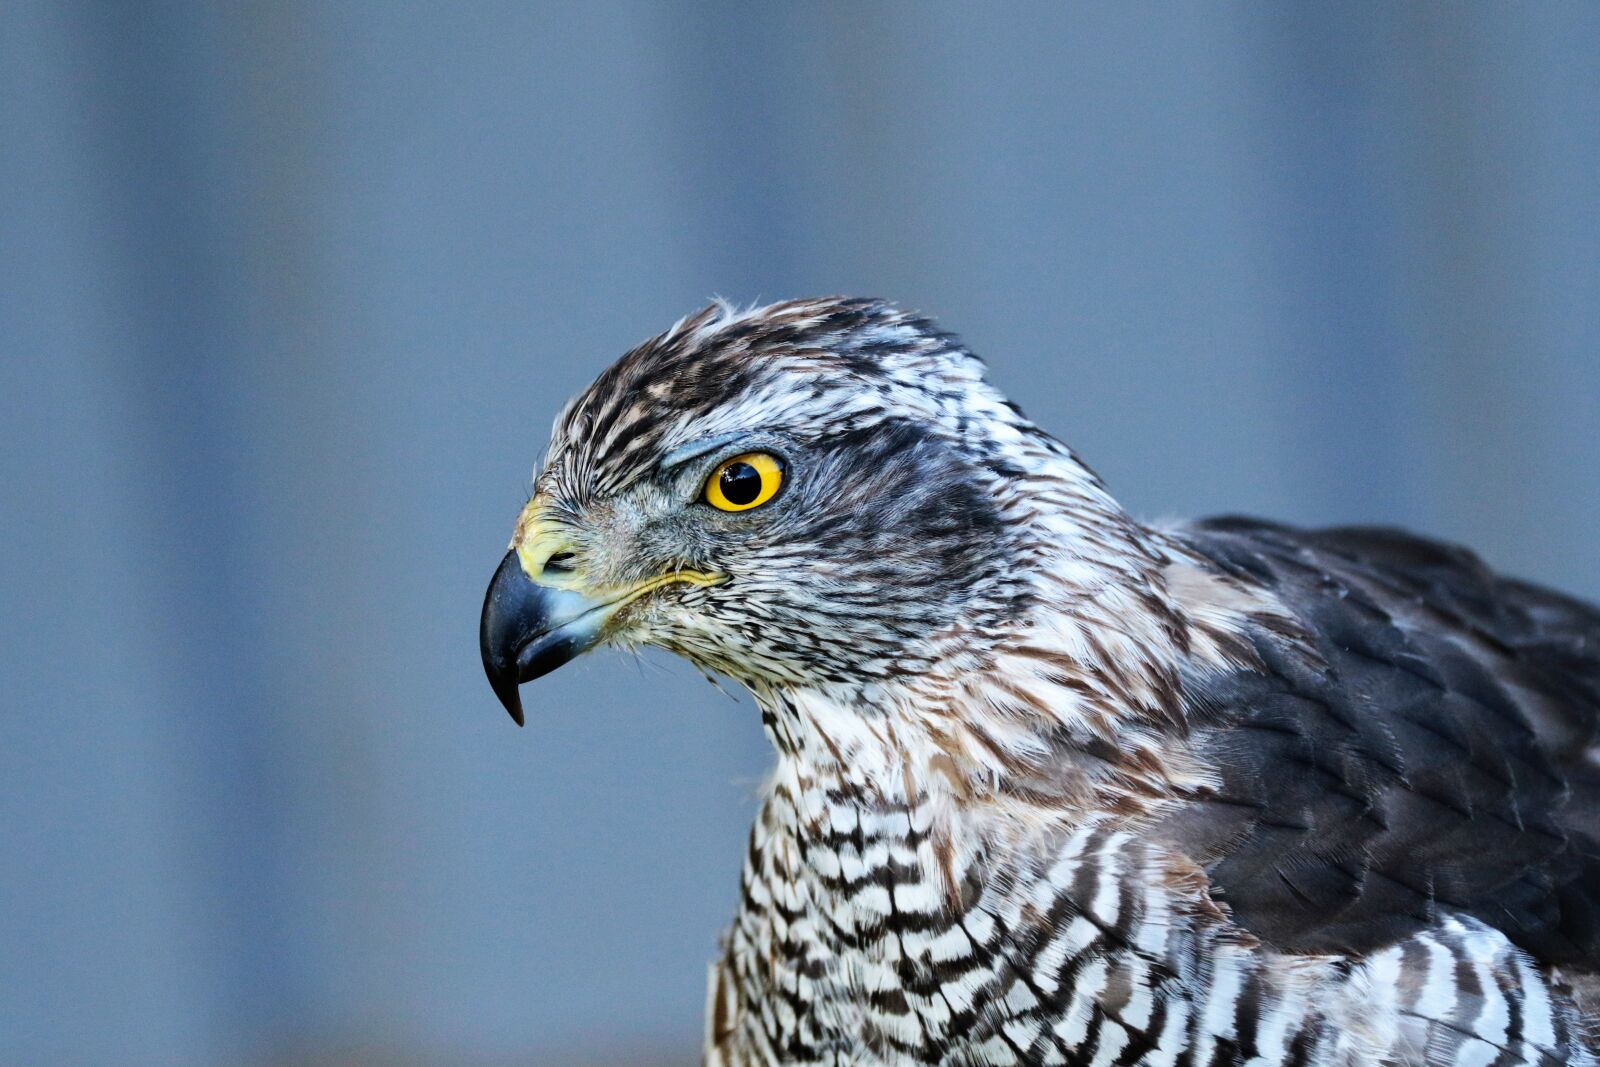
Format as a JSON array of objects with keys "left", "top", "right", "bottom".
[
  {"left": 492, "top": 676, "right": 526, "bottom": 727},
  {"left": 481, "top": 646, "right": 527, "bottom": 727},
  {"left": 481, "top": 550, "right": 532, "bottom": 728},
  {"left": 480, "top": 548, "right": 600, "bottom": 728}
]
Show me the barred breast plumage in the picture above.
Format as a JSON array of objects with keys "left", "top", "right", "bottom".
[
  {"left": 712, "top": 718, "right": 1597, "bottom": 1066},
  {"left": 705, "top": 511, "right": 1600, "bottom": 1066},
  {"left": 479, "top": 297, "right": 1600, "bottom": 1066}
]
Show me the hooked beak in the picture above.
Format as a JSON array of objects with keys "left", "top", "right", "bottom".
[
  {"left": 479, "top": 518, "right": 727, "bottom": 725},
  {"left": 479, "top": 550, "right": 612, "bottom": 726}
]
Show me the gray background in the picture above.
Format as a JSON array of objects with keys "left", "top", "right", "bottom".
[{"left": 4, "top": 4, "right": 1597, "bottom": 1065}]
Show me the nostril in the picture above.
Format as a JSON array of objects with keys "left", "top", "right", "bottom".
[{"left": 543, "top": 551, "right": 578, "bottom": 575}]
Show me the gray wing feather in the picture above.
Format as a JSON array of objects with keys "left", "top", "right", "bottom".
[{"left": 1170, "top": 517, "right": 1600, "bottom": 969}]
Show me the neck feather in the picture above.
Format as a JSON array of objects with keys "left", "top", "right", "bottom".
[{"left": 749, "top": 455, "right": 1289, "bottom": 824}]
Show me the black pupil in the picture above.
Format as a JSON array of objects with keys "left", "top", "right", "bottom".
[{"left": 719, "top": 462, "right": 763, "bottom": 506}]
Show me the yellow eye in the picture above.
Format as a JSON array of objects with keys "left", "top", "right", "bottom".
[{"left": 704, "top": 452, "right": 784, "bottom": 512}]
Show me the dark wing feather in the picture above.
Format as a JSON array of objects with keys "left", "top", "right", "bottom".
[{"left": 1168, "top": 516, "right": 1600, "bottom": 967}]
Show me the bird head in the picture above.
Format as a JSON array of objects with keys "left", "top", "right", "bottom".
[{"left": 480, "top": 297, "right": 1100, "bottom": 725}]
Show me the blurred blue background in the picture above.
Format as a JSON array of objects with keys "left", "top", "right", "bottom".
[{"left": 3, "top": 4, "right": 1597, "bottom": 1065}]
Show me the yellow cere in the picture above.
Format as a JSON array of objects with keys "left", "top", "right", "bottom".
[{"left": 705, "top": 452, "right": 784, "bottom": 512}]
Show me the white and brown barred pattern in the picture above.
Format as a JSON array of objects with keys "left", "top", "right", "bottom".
[
  {"left": 707, "top": 706, "right": 1596, "bottom": 1066},
  {"left": 511, "top": 298, "right": 1598, "bottom": 1065}
]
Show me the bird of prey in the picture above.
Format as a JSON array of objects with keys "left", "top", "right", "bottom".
[{"left": 480, "top": 298, "right": 1600, "bottom": 1066}]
